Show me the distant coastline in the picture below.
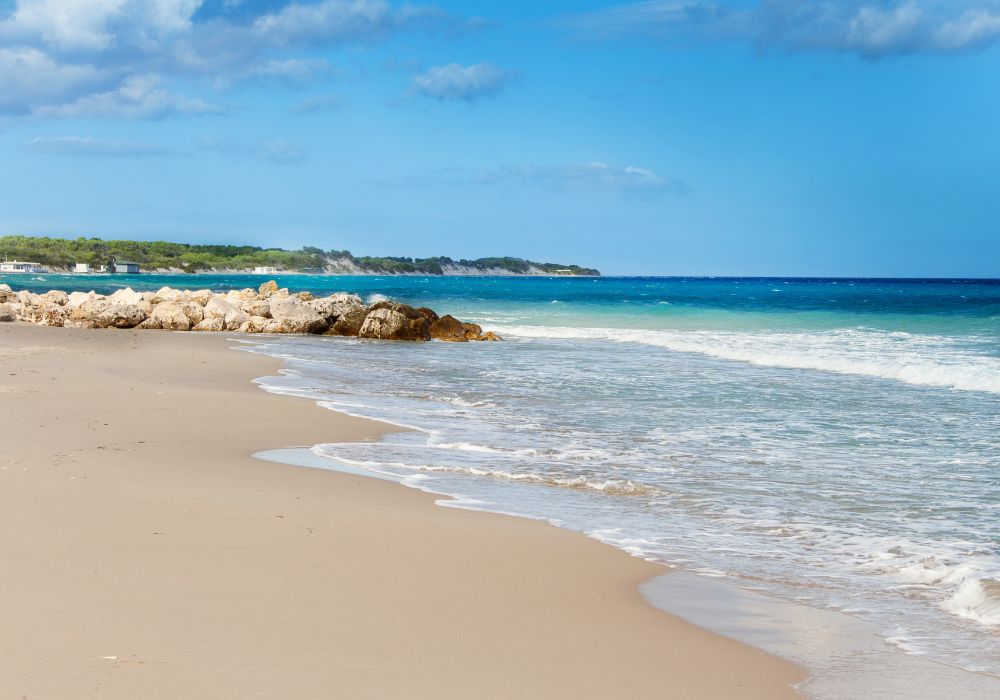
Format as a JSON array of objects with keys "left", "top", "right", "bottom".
[{"left": 0, "top": 235, "right": 601, "bottom": 277}]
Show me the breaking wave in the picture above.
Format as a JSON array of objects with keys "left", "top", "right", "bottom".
[{"left": 492, "top": 325, "right": 1000, "bottom": 394}]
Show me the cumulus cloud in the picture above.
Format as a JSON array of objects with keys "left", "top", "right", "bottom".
[
  {"left": 35, "top": 75, "right": 220, "bottom": 119},
  {"left": 23, "top": 136, "right": 171, "bottom": 157},
  {"left": 399, "top": 162, "right": 682, "bottom": 193},
  {"left": 565, "top": 1, "right": 1000, "bottom": 58},
  {"left": 0, "top": 0, "right": 460, "bottom": 117},
  {"left": 411, "top": 62, "right": 514, "bottom": 101}
]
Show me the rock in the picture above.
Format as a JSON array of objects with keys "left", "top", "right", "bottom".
[
  {"left": 331, "top": 292, "right": 364, "bottom": 306},
  {"left": 326, "top": 304, "right": 367, "bottom": 336},
  {"left": 69, "top": 298, "right": 111, "bottom": 322},
  {"left": 0, "top": 303, "right": 16, "bottom": 322},
  {"left": 66, "top": 291, "right": 96, "bottom": 308},
  {"left": 108, "top": 287, "right": 144, "bottom": 306},
  {"left": 295, "top": 291, "right": 315, "bottom": 302},
  {"left": 269, "top": 297, "right": 327, "bottom": 334},
  {"left": 181, "top": 302, "right": 204, "bottom": 326},
  {"left": 151, "top": 286, "right": 188, "bottom": 304},
  {"left": 258, "top": 280, "right": 279, "bottom": 296},
  {"left": 149, "top": 301, "right": 191, "bottom": 331},
  {"left": 44, "top": 290, "right": 70, "bottom": 306},
  {"left": 189, "top": 289, "right": 213, "bottom": 305},
  {"left": 358, "top": 307, "right": 431, "bottom": 341},
  {"left": 368, "top": 300, "right": 424, "bottom": 319},
  {"left": 192, "top": 317, "right": 226, "bottom": 332},
  {"left": 204, "top": 296, "right": 237, "bottom": 320},
  {"left": 240, "top": 299, "right": 271, "bottom": 317},
  {"left": 416, "top": 307, "right": 439, "bottom": 322},
  {"left": 307, "top": 293, "right": 364, "bottom": 322},
  {"left": 95, "top": 304, "right": 147, "bottom": 329},
  {"left": 224, "top": 308, "right": 250, "bottom": 330},
  {"left": 461, "top": 322, "right": 484, "bottom": 340},
  {"left": 429, "top": 315, "right": 468, "bottom": 342},
  {"left": 480, "top": 331, "right": 503, "bottom": 341},
  {"left": 0, "top": 283, "right": 11, "bottom": 293},
  {"left": 39, "top": 305, "right": 67, "bottom": 327},
  {"left": 238, "top": 315, "right": 270, "bottom": 333}
]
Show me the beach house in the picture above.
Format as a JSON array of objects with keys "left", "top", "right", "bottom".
[
  {"left": 110, "top": 260, "right": 141, "bottom": 274},
  {"left": 253, "top": 266, "right": 279, "bottom": 274},
  {"left": 0, "top": 260, "right": 48, "bottom": 274}
]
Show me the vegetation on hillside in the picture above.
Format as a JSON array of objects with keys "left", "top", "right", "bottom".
[{"left": 0, "top": 236, "right": 599, "bottom": 276}]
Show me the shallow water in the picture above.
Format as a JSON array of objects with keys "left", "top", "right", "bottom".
[{"left": 9, "top": 273, "right": 1000, "bottom": 684}]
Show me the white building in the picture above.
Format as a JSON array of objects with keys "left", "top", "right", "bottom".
[
  {"left": 253, "top": 266, "right": 279, "bottom": 274},
  {"left": 111, "top": 260, "right": 140, "bottom": 274},
  {"left": 0, "top": 260, "right": 48, "bottom": 274},
  {"left": 75, "top": 263, "right": 94, "bottom": 273}
]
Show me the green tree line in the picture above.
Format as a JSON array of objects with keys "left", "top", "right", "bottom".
[{"left": 0, "top": 236, "right": 599, "bottom": 276}]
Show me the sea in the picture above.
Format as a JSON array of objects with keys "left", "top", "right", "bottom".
[{"left": 6, "top": 272, "right": 1000, "bottom": 694}]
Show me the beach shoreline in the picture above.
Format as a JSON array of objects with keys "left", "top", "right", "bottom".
[{"left": 0, "top": 323, "right": 803, "bottom": 699}]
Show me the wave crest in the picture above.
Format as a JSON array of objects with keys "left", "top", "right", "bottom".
[{"left": 492, "top": 325, "right": 1000, "bottom": 394}]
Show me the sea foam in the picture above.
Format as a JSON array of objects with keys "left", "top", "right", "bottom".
[{"left": 491, "top": 325, "right": 1000, "bottom": 394}]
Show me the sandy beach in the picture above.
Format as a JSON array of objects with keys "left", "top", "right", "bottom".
[{"left": 0, "top": 323, "right": 803, "bottom": 699}]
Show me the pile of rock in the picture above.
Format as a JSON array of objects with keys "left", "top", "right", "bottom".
[{"left": 0, "top": 281, "right": 501, "bottom": 342}]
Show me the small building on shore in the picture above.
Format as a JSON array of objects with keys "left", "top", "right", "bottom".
[
  {"left": 74, "top": 263, "right": 99, "bottom": 273},
  {"left": 253, "top": 266, "right": 279, "bottom": 274},
  {"left": 0, "top": 260, "right": 48, "bottom": 274},
  {"left": 110, "top": 260, "right": 140, "bottom": 274}
]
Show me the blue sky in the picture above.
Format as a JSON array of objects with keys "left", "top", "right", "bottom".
[{"left": 1, "top": 1, "right": 998, "bottom": 276}]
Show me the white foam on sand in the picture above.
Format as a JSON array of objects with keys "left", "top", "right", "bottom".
[{"left": 641, "top": 571, "right": 1000, "bottom": 699}]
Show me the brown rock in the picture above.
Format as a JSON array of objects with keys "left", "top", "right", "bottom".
[
  {"left": 461, "top": 322, "right": 484, "bottom": 340},
  {"left": 95, "top": 304, "right": 148, "bottom": 329},
  {"left": 416, "top": 307, "right": 439, "bottom": 322},
  {"left": 428, "top": 315, "right": 468, "bottom": 342},
  {"left": 258, "top": 280, "right": 279, "bottom": 296},
  {"left": 326, "top": 305, "right": 367, "bottom": 336}
]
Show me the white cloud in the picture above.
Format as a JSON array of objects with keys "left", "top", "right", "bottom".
[
  {"left": 566, "top": 1, "right": 1000, "bottom": 58},
  {"left": 3, "top": 0, "right": 199, "bottom": 50},
  {"left": 35, "top": 74, "right": 220, "bottom": 119},
  {"left": 411, "top": 62, "right": 513, "bottom": 101},
  {"left": 23, "top": 135, "right": 170, "bottom": 156},
  {"left": 0, "top": 0, "right": 459, "bottom": 117},
  {"left": 0, "top": 47, "right": 108, "bottom": 114}
]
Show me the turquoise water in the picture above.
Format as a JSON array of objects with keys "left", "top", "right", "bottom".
[{"left": 6, "top": 273, "right": 1000, "bottom": 678}]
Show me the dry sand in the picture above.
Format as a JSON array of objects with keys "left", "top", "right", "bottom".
[{"left": 0, "top": 323, "right": 804, "bottom": 698}]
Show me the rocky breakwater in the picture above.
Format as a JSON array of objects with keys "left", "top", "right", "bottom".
[{"left": 0, "top": 281, "right": 501, "bottom": 342}]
